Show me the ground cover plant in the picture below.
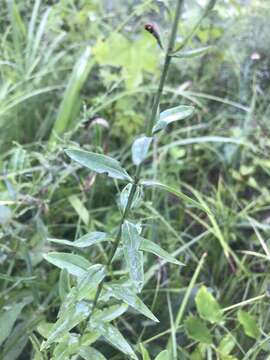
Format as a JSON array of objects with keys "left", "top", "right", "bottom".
[{"left": 1, "top": 0, "right": 270, "bottom": 359}]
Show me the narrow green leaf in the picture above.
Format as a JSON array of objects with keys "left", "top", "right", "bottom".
[
  {"left": 155, "top": 350, "right": 170, "bottom": 360},
  {"left": 91, "top": 303, "right": 128, "bottom": 324},
  {"left": 195, "top": 286, "right": 223, "bottom": 324},
  {"left": 59, "top": 268, "right": 71, "bottom": 301},
  {"left": 0, "top": 298, "right": 31, "bottom": 346},
  {"left": 42, "top": 301, "right": 91, "bottom": 349},
  {"left": 184, "top": 316, "right": 212, "bottom": 344},
  {"left": 48, "top": 231, "right": 108, "bottom": 248},
  {"left": 141, "top": 180, "right": 205, "bottom": 211},
  {"left": 122, "top": 221, "right": 144, "bottom": 292},
  {"left": 43, "top": 252, "right": 91, "bottom": 277},
  {"left": 152, "top": 105, "right": 194, "bottom": 134},
  {"left": 119, "top": 183, "right": 143, "bottom": 211},
  {"left": 237, "top": 310, "right": 260, "bottom": 339},
  {"left": 140, "top": 344, "right": 151, "bottom": 360},
  {"left": 106, "top": 284, "right": 159, "bottom": 322},
  {"left": 65, "top": 149, "right": 132, "bottom": 181},
  {"left": 173, "top": 46, "right": 212, "bottom": 59},
  {"left": 88, "top": 323, "right": 138, "bottom": 360},
  {"left": 68, "top": 194, "right": 89, "bottom": 226},
  {"left": 50, "top": 47, "right": 94, "bottom": 140},
  {"left": 140, "top": 238, "right": 184, "bottom": 265},
  {"left": 132, "top": 136, "right": 153, "bottom": 165},
  {"left": 79, "top": 347, "right": 106, "bottom": 360}
]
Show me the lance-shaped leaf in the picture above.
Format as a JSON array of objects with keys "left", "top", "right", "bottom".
[
  {"left": 132, "top": 136, "right": 153, "bottom": 165},
  {"left": 105, "top": 284, "right": 159, "bottom": 322},
  {"left": 152, "top": 105, "right": 194, "bottom": 134},
  {"left": 122, "top": 221, "right": 144, "bottom": 292},
  {"left": 43, "top": 252, "right": 91, "bottom": 278},
  {"left": 0, "top": 298, "right": 31, "bottom": 346},
  {"left": 48, "top": 231, "right": 108, "bottom": 248},
  {"left": 59, "top": 264, "right": 106, "bottom": 317},
  {"left": 173, "top": 46, "right": 212, "bottom": 59},
  {"left": 119, "top": 183, "right": 143, "bottom": 212},
  {"left": 91, "top": 303, "right": 128, "bottom": 324},
  {"left": 65, "top": 149, "right": 132, "bottom": 181},
  {"left": 140, "top": 238, "right": 184, "bottom": 266},
  {"left": 41, "top": 301, "right": 91, "bottom": 349},
  {"left": 141, "top": 180, "right": 205, "bottom": 211},
  {"left": 88, "top": 322, "right": 138, "bottom": 360},
  {"left": 79, "top": 347, "right": 106, "bottom": 360}
]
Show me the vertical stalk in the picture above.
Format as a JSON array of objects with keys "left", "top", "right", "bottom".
[{"left": 88, "top": 0, "right": 184, "bottom": 323}]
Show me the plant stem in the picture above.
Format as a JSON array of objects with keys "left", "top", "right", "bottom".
[
  {"left": 146, "top": 0, "right": 183, "bottom": 136},
  {"left": 88, "top": 0, "right": 183, "bottom": 324}
]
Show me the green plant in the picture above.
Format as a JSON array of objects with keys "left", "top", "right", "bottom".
[{"left": 41, "top": 1, "right": 218, "bottom": 359}]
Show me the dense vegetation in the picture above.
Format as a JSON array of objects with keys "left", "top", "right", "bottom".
[{"left": 1, "top": 0, "right": 270, "bottom": 359}]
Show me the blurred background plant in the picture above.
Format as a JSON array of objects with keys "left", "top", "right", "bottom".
[{"left": 1, "top": 0, "right": 270, "bottom": 359}]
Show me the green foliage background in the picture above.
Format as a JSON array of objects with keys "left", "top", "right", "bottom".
[{"left": 1, "top": 0, "right": 270, "bottom": 359}]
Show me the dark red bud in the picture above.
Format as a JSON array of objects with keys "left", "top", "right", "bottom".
[{"left": 144, "top": 22, "right": 163, "bottom": 49}]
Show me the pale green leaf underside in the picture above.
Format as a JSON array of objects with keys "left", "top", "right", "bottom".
[
  {"left": 152, "top": 105, "right": 194, "bottom": 134},
  {"left": 48, "top": 231, "right": 108, "bottom": 248},
  {"left": 59, "top": 264, "right": 106, "bottom": 317},
  {"left": 122, "top": 221, "right": 144, "bottom": 292},
  {"left": 43, "top": 252, "right": 91, "bottom": 277},
  {"left": 42, "top": 301, "right": 91, "bottom": 349},
  {"left": 65, "top": 149, "right": 132, "bottom": 181},
  {"left": 132, "top": 136, "right": 153, "bottom": 165},
  {"left": 79, "top": 347, "right": 107, "bottom": 360}
]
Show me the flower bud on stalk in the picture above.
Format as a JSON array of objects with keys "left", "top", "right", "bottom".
[{"left": 144, "top": 22, "right": 164, "bottom": 50}]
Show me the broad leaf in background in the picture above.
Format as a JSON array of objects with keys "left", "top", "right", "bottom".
[
  {"left": 119, "top": 183, "right": 143, "bottom": 212},
  {"left": 122, "top": 221, "right": 144, "bottom": 292},
  {"left": 152, "top": 105, "right": 194, "bottom": 134},
  {"left": 88, "top": 322, "right": 138, "bottom": 360},
  {"left": 132, "top": 136, "right": 153, "bottom": 165},
  {"left": 93, "top": 32, "right": 158, "bottom": 89},
  {"left": 173, "top": 46, "right": 212, "bottom": 59},
  {"left": 140, "top": 238, "right": 183, "bottom": 265},
  {"left": 79, "top": 347, "right": 106, "bottom": 360},
  {"left": 43, "top": 252, "right": 91, "bottom": 277},
  {"left": 0, "top": 298, "right": 31, "bottom": 346},
  {"left": 195, "top": 286, "right": 223, "bottom": 324},
  {"left": 66, "top": 149, "right": 132, "bottom": 181},
  {"left": 48, "top": 231, "right": 108, "bottom": 248},
  {"left": 42, "top": 301, "right": 91, "bottom": 349},
  {"left": 105, "top": 284, "right": 159, "bottom": 322},
  {"left": 141, "top": 180, "right": 205, "bottom": 211},
  {"left": 237, "top": 310, "right": 260, "bottom": 339},
  {"left": 184, "top": 315, "right": 212, "bottom": 345}
]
